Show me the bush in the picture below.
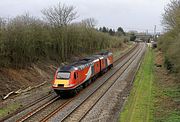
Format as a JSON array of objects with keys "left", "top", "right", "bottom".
[
  {"left": 0, "top": 14, "right": 124, "bottom": 68},
  {"left": 158, "top": 30, "right": 180, "bottom": 76},
  {"left": 158, "top": 0, "right": 180, "bottom": 78},
  {"left": 130, "top": 33, "right": 136, "bottom": 41}
]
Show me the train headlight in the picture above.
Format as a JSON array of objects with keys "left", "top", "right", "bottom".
[
  {"left": 64, "top": 84, "right": 75, "bottom": 87},
  {"left": 53, "top": 84, "right": 58, "bottom": 87}
]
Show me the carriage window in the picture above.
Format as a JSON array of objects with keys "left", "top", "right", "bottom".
[
  {"left": 74, "top": 72, "right": 77, "bottom": 79},
  {"left": 57, "top": 72, "right": 70, "bottom": 79}
]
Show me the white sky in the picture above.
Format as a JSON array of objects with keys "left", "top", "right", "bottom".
[{"left": 0, "top": 0, "right": 171, "bottom": 32}]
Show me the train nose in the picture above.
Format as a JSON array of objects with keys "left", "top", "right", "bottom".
[
  {"left": 53, "top": 79, "right": 69, "bottom": 87},
  {"left": 53, "top": 79, "right": 75, "bottom": 88}
]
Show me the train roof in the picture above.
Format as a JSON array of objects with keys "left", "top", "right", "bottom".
[
  {"left": 58, "top": 56, "right": 98, "bottom": 71},
  {"left": 92, "top": 55, "right": 104, "bottom": 59},
  {"left": 58, "top": 51, "right": 112, "bottom": 72},
  {"left": 58, "top": 65, "right": 74, "bottom": 71}
]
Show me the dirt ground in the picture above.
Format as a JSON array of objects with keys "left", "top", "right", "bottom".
[{"left": 0, "top": 60, "right": 58, "bottom": 100}]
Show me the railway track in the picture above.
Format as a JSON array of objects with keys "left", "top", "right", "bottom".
[
  {"left": 55, "top": 43, "right": 145, "bottom": 122},
  {"left": 16, "top": 96, "right": 59, "bottom": 122},
  {"left": 113, "top": 43, "right": 138, "bottom": 66},
  {"left": 39, "top": 43, "right": 145, "bottom": 122},
  {"left": 4, "top": 43, "right": 140, "bottom": 122},
  {"left": 0, "top": 92, "right": 55, "bottom": 122}
]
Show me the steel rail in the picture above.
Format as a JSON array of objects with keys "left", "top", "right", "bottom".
[
  {"left": 0, "top": 92, "right": 54, "bottom": 122},
  {"left": 16, "top": 96, "right": 60, "bottom": 122}
]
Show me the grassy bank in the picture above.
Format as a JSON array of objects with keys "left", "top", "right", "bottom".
[
  {"left": 154, "top": 51, "right": 180, "bottom": 122},
  {"left": 158, "top": 0, "right": 180, "bottom": 79},
  {"left": 0, "top": 103, "right": 20, "bottom": 118},
  {"left": 120, "top": 47, "right": 154, "bottom": 122},
  {"left": 155, "top": 1, "right": 180, "bottom": 121}
]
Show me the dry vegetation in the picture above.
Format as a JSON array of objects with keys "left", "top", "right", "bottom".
[
  {"left": 158, "top": 0, "right": 180, "bottom": 78},
  {"left": 154, "top": 51, "right": 180, "bottom": 122},
  {"left": 156, "top": 0, "right": 180, "bottom": 121},
  {"left": 0, "top": 3, "right": 129, "bottom": 99},
  {"left": 0, "top": 3, "right": 126, "bottom": 68}
]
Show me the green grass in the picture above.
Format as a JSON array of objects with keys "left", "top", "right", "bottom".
[
  {"left": 0, "top": 103, "right": 20, "bottom": 118},
  {"left": 119, "top": 47, "right": 154, "bottom": 122},
  {"left": 154, "top": 67, "right": 180, "bottom": 122},
  {"left": 157, "top": 111, "right": 180, "bottom": 122}
]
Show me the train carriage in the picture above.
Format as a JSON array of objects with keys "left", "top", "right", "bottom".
[{"left": 52, "top": 51, "right": 113, "bottom": 97}]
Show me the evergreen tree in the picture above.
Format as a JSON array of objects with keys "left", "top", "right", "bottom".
[
  {"left": 99, "top": 27, "right": 102, "bottom": 32},
  {"left": 102, "top": 26, "right": 107, "bottom": 33},
  {"left": 109, "top": 29, "right": 115, "bottom": 36},
  {"left": 117, "top": 27, "right": 125, "bottom": 36}
]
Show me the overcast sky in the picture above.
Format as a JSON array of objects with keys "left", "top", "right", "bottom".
[{"left": 0, "top": 0, "right": 170, "bottom": 33}]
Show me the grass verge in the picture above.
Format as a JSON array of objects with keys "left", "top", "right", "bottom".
[
  {"left": 119, "top": 47, "right": 154, "bottom": 122},
  {"left": 0, "top": 103, "right": 20, "bottom": 119},
  {"left": 153, "top": 51, "right": 180, "bottom": 122}
]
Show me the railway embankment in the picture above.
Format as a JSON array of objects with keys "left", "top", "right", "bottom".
[
  {"left": 0, "top": 42, "right": 133, "bottom": 120},
  {"left": 153, "top": 50, "right": 180, "bottom": 122},
  {"left": 119, "top": 47, "right": 180, "bottom": 122}
]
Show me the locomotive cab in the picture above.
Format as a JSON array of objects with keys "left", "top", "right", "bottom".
[
  {"left": 52, "top": 51, "right": 113, "bottom": 97},
  {"left": 52, "top": 66, "right": 77, "bottom": 89}
]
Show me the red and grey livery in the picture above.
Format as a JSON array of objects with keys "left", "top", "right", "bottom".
[{"left": 52, "top": 51, "right": 113, "bottom": 96}]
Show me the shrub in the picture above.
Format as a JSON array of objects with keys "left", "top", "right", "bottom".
[
  {"left": 0, "top": 14, "right": 124, "bottom": 68},
  {"left": 159, "top": 0, "right": 180, "bottom": 78}
]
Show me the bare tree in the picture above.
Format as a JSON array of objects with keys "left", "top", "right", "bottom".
[
  {"left": 42, "top": 3, "right": 78, "bottom": 27},
  {"left": 0, "top": 17, "right": 6, "bottom": 29},
  {"left": 162, "top": 0, "right": 180, "bottom": 30},
  {"left": 81, "top": 18, "right": 97, "bottom": 28},
  {"left": 7, "top": 13, "right": 43, "bottom": 28}
]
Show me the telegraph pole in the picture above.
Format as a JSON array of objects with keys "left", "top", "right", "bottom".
[{"left": 154, "top": 25, "right": 156, "bottom": 38}]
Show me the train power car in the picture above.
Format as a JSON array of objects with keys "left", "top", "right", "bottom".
[{"left": 52, "top": 51, "right": 113, "bottom": 97}]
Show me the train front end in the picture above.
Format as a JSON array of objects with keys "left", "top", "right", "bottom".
[{"left": 52, "top": 66, "right": 77, "bottom": 95}]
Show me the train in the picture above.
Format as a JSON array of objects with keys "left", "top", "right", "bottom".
[{"left": 52, "top": 51, "right": 113, "bottom": 97}]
